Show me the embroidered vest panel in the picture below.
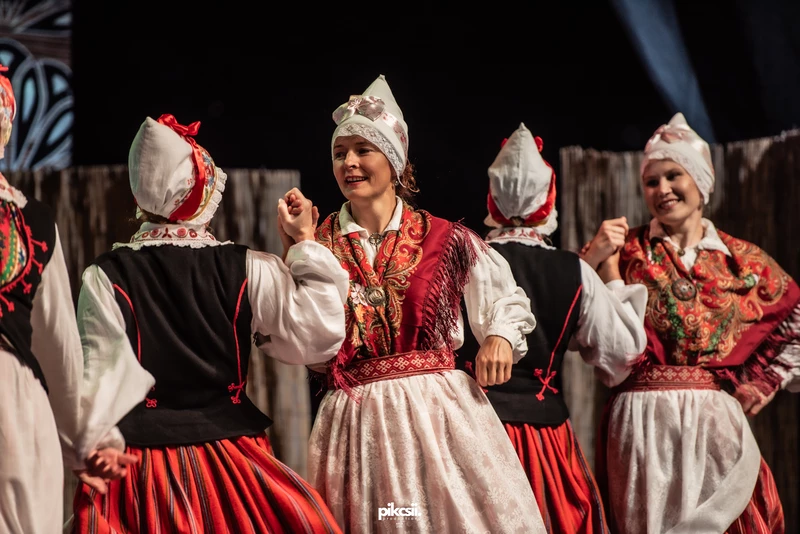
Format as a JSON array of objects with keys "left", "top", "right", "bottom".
[
  {"left": 0, "top": 198, "right": 56, "bottom": 392},
  {"left": 466, "top": 244, "right": 582, "bottom": 426},
  {"left": 316, "top": 205, "right": 479, "bottom": 388},
  {"left": 95, "top": 244, "right": 271, "bottom": 446},
  {"left": 621, "top": 226, "right": 800, "bottom": 369}
]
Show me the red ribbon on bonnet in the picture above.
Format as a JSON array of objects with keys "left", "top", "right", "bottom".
[
  {"left": 156, "top": 114, "right": 208, "bottom": 222},
  {"left": 0, "top": 64, "right": 16, "bottom": 121}
]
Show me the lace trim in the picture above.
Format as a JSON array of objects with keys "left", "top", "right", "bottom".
[
  {"left": 334, "top": 123, "right": 404, "bottom": 176},
  {"left": 112, "top": 223, "right": 232, "bottom": 250},
  {"left": 0, "top": 174, "right": 26, "bottom": 207},
  {"left": 484, "top": 208, "right": 558, "bottom": 236},
  {"left": 186, "top": 164, "right": 227, "bottom": 227},
  {"left": 484, "top": 208, "right": 558, "bottom": 249},
  {"left": 484, "top": 226, "right": 556, "bottom": 249}
]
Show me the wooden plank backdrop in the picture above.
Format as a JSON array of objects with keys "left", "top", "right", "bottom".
[
  {"left": 5, "top": 166, "right": 309, "bottom": 524},
  {"left": 559, "top": 130, "right": 800, "bottom": 532}
]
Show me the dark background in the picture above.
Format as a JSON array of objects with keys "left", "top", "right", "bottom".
[{"left": 72, "top": 1, "right": 800, "bottom": 241}]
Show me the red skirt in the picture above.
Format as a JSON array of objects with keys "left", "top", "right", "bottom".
[
  {"left": 726, "top": 458, "right": 785, "bottom": 534},
  {"left": 71, "top": 434, "right": 341, "bottom": 534},
  {"left": 504, "top": 420, "right": 609, "bottom": 534}
]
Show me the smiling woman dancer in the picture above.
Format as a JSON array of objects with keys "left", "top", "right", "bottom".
[
  {"left": 303, "top": 75, "right": 546, "bottom": 533},
  {"left": 583, "top": 113, "right": 800, "bottom": 534}
]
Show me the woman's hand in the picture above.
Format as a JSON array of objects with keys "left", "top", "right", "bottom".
[
  {"left": 734, "top": 383, "right": 778, "bottom": 417},
  {"left": 475, "top": 335, "right": 513, "bottom": 387},
  {"left": 75, "top": 448, "right": 139, "bottom": 494},
  {"left": 277, "top": 188, "right": 319, "bottom": 245},
  {"left": 580, "top": 217, "right": 629, "bottom": 270},
  {"left": 596, "top": 249, "right": 623, "bottom": 283}
]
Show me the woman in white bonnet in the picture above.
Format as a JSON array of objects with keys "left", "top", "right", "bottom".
[
  {"left": 583, "top": 112, "right": 800, "bottom": 533},
  {"left": 70, "top": 113, "right": 348, "bottom": 533},
  {"left": 296, "top": 75, "right": 547, "bottom": 533},
  {"left": 463, "top": 123, "right": 647, "bottom": 534},
  {"left": 0, "top": 63, "right": 133, "bottom": 534}
]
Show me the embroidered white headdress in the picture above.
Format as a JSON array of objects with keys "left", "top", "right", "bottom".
[
  {"left": 331, "top": 75, "right": 408, "bottom": 176},
  {"left": 128, "top": 114, "right": 226, "bottom": 225}
]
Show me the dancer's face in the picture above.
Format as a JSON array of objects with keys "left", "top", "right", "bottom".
[
  {"left": 641, "top": 160, "right": 703, "bottom": 227},
  {"left": 332, "top": 135, "right": 395, "bottom": 206}
]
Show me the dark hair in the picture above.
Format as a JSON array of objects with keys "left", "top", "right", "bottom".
[
  {"left": 395, "top": 160, "right": 419, "bottom": 201},
  {"left": 131, "top": 208, "right": 170, "bottom": 225}
]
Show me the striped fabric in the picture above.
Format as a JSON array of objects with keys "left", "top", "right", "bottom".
[
  {"left": 71, "top": 434, "right": 341, "bottom": 534},
  {"left": 726, "top": 458, "right": 785, "bottom": 534},
  {"left": 504, "top": 420, "right": 609, "bottom": 534}
]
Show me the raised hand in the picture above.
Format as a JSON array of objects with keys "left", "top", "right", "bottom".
[
  {"left": 282, "top": 190, "right": 320, "bottom": 226},
  {"left": 277, "top": 188, "right": 318, "bottom": 243},
  {"left": 581, "top": 217, "right": 629, "bottom": 270}
]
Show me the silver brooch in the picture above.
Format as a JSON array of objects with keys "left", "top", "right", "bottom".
[
  {"left": 671, "top": 278, "right": 696, "bottom": 301},
  {"left": 368, "top": 233, "right": 384, "bottom": 248},
  {"left": 366, "top": 286, "right": 387, "bottom": 307}
]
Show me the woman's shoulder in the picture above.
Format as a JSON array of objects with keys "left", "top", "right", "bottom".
[
  {"left": 316, "top": 211, "right": 339, "bottom": 232},
  {"left": 714, "top": 228, "right": 778, "bottom": 268},
  {"left": 713, "top": 227, "right": 759, "bottom": 251}
]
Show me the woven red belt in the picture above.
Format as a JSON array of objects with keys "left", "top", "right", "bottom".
[
  {"left": 329, "top": 349, "right": 456, "bottom": 388},
  {"left": 616, "top": 364, "right": 720, "bottom": 392}
]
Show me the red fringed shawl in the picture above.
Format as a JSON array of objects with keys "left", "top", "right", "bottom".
[
  {"left": 620, "top": 225, "right": 800, "bottom": 389},
  {"left": 315, "top": 202, "right": 484, "bottom": 396}
]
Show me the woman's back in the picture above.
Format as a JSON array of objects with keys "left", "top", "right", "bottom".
[{"left": 91, "top": 243, "right": 271, "bottom": 446}]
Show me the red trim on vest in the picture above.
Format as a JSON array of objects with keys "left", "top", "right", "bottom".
[
  {"left": 535, "top": 284, "right": 582, "bottom": 401},
  {"left": 114, "top": 283, "right": 157, "bottom": 408},
  {"left": 228, "top": 279, "right": 248, "bottom": 404},
  {"left": 0, "top": 206, "right": 48, "bottom": 315}
]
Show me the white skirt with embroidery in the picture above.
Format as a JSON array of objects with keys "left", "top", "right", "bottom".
[{"left": 308, "top": 370, "right": 546, "bottom": 534}]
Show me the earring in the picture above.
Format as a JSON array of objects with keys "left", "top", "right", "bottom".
[{"left": 394, "top": 178, "right": 401, "bottom": 186}]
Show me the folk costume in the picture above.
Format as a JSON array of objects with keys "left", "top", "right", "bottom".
[
  {"left": 70, "top": 114, "right": 347, "bottom": 534},
  {"left": 308, "top": 75, "right": 546, "bottom": 533},
  {"left": 463, "top": 123, "right": 647, "bottom": 534},
  {"left": 598, "top": 113, "right": 800, "bottom": 534},
  {"left": 0, "top": 64, "right": 109, "bottom": 534}
]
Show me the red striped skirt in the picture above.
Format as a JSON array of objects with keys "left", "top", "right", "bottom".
[
  {"left": 70, "top": 434, "right": 341, "bottom": 534},
  {"left": 504, "top": 420, "right": 609, "bottom": 534},
  {"left": 726, "top": 458, "right": 785, "bottom": 534}
]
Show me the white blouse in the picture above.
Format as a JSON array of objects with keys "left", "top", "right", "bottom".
[
  {"left": 76, "top": 230, "right": 349, "bottom": 457},
  {"left": 338, "top": 199, "right": 536, "bottom": 362},
  {"left": 483, "top": 226, "right": 648, "bottom": 387},
  {"left": 27, "top": 227, "right": 86, "bottom": 470}
]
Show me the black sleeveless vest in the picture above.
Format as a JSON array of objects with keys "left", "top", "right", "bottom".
[
  {"left": 94, "top": 244, "right": 271, "bottom": 446},
  {"left": 0, "top": 197, "right": 57, "bottom": 392},
  {"left": 461, "top": 243, "right": 583, "bottom": 426}
]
